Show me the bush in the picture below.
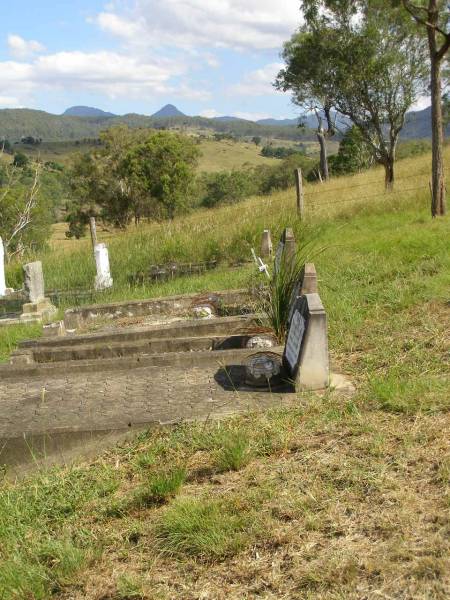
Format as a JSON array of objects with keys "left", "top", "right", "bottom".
[{"left": 201, "top": 169, "right": 258, "bottom": 208}]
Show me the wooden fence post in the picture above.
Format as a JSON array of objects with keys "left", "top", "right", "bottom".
[
  {"left": 89, "top": 217, "right": 98, "bottom": 253},
  {"left": 295, "top": 169, "right": 304, "bottom": 220}
]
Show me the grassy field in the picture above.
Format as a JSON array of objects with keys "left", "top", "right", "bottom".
[
  {"left": 15, "top": 137, "right": 281, "bottom": 172},
  {"left": 0, "top": 149, "right": 449, "bottom": 598}
]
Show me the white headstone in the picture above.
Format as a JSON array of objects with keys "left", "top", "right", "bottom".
[
  {"left": 23, "top": 261, "right": 45, "bottom": 303},
  {"left": 0, "top": 237, "right": 6, "bottom": 297},
  {"left": 94, "top": 243, "right": 113, "bottom": 290}
]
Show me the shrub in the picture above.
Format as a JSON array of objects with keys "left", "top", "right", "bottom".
[{"left": 201, "top": 169, "right": 258, "bottom": 208}]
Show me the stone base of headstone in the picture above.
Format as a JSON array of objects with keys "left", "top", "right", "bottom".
[
  {"left": 21, "top": 298, "right": 57, "bottom": 321},
  {"left": 43, "top": 320, "right": 66, "bottom": 338},
  {"left": 10, "top": 350, "right": 35, "bottom": 365},
  {"left": 94, "top": 274, "right": 113, "bottom": 291}
]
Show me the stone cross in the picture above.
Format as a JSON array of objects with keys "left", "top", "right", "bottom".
[
  {"left": 23, "top": 261, "right": 45, "bottom": 303},
  {"left": 0, "top": 237, "right": 6, "bottom": 297},
  {"left": 94, "top": 243, "right": 113, "bottom": 290},
  {"left": 260, "top": 230, "right": 273, "bottom": 257},
  {"left": 282, "top": 293, "right": 329, "bottom": 391}
]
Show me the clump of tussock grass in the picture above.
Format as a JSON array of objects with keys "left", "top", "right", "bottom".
[
  {"left": 155, "top": 497, "right": 258, "bottom": 560},
  {"left": 258, "top": 237, "right": 326, "bottom": 343},
  {"left": 214, "top": 429, "right": 253, "bottom": 472},
  {"left": 132, "top": 467, "right": 186, "bottom": 507}
]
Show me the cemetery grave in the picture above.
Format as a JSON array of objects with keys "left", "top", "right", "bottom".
[{"left": 0, "top": 229, "right": 354, "bottom": 471}]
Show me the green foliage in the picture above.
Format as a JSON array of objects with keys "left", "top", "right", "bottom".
[
  {"left": 329, "top": 126, "right": 373, "bottom": 175},
  {"left": 257, "top": 153, "right": 315, "bottom": 195},
  {"left": 123, "top": 130, "right": 200, "bottom": 219},
  {"left": 12, "top": 152, "right": 29, "bottom": 168},
  {"left": 201, "top": 169, "right": 258, "bottom": 207},
  {"left": 397, "top": 139, "right": 432, "bottom": 160},
  {"left": 67, "top": 127, "right": 200, "bottom": 235},
  {"left": 277, "top": 1, "right": 428, "bottom": 183},
  {"left": 0, "top": 162, "right": 54, "bottom": 257},
  {"left": 261, "top": 145, "right": 305, "bottom": 159}
]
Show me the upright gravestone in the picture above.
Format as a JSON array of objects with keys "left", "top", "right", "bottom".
[
  {"left": 0, "top": 237, "right": 6, "bottom": 297},
  {"left": 260, "top": 230, "right": 273, "bottom": 257},
  {"left": 21, "top": 261, "right": 56, "bottom": 321},
  {"left": 283, "top": 294, "right": 329, "bottom": 391},
  {"left": 274, "top": 240, "right": 284, "bottom": 275},
  {"left": 274, "top": 228, "right": 297, "bottom": 275},
  {"left": 24, "top": 261, "right": 45, "bottom": 303},
  {"left": 282, "top": 227, "right": 296, "bottom": 271},
  {"left": 94, "top": 243, "right": 113, "bottom": 290}
]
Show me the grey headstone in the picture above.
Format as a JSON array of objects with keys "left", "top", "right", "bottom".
[
  {"left": 274, "top": 241, "right": 284, "bottom": 274},
  {"left": 260, "top": 230, "right": 273, "bottom": 257},
  {"left": 23, "top": 261, "right": 45, "bottom": 303}
]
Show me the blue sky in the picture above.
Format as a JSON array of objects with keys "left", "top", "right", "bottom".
[{"left": 0, "top": 0, "right": 304, "bottom": 119}]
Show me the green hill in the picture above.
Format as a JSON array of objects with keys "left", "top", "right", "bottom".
[{"left": 0, "top": 108, "right": 315, "bottom": 143}]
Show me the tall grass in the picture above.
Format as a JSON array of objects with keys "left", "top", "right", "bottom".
[{"left": 5, "top": 148, "right": 443, "bottom": 295}]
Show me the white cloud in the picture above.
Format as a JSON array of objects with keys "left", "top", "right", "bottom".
[
  {"left": 233, "top": 111, "right": 272, "bottom": 121},
  {"left": 200, "top": 108, "right": 220, "bottom": 118},
  {"left": 96, "top": 0, "right": 300, "bottom": 51},
  {"left": 7, "top": 34, "right": 45, "bottom": 59},
  {"left": 229, "top": 63, "right": 284, "bottom": 96},
  {"left": 0, "top": 50, "right": 205, "bottom": 102},
  {"left": 0, "top": 95, "right": 23, "bottom": 108},
  {"left": 200, "top": 109, "right": 273, "bottom": 121}
]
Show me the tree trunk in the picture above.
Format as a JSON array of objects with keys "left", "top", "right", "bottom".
[
  {"left": 429, "top": 49, "right": 446, "bottom": 216},
  {"left": 317, "top": 131, "right": 329, "bottom": 181},
  {"left": 383, "top": 155, "right": 395, "bottom": 190}
]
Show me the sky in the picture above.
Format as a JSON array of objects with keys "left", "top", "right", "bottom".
[{"left": 0, "top": 0, "right": 307, "bottom": 119}]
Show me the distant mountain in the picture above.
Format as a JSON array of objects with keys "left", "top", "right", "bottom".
[
  {"left": 151, "top": 104, "right": 185, "bottom": 118},
  {"left": 257, "top": 117, "right": 299, "bottom": 127},
  {"left": 63, "top": 106, "right": 116, "bottom": 118},
  {"left": 213, "top": 116, "right": 248, "bottom": 122}
]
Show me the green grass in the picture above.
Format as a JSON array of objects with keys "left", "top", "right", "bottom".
[
  {"left": 214, "top": 429, "right": 253, "bottom": 472},
  {"left": 132, "top": 467, "right": 187, "bottom": 506},
  {"left": 155, "top": 497, "right": 258, "bottom": 559},
  {"left": 0, "top": 322, "right": 42, "bottom": 363}
]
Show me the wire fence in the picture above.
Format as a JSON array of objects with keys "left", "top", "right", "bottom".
[{"left": 299, "top": 168, "right": 449, "bottom": 215}]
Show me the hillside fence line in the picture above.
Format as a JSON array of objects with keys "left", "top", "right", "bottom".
[{"left": 294, "top": 168, "right": 447, "bottom": 219}]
